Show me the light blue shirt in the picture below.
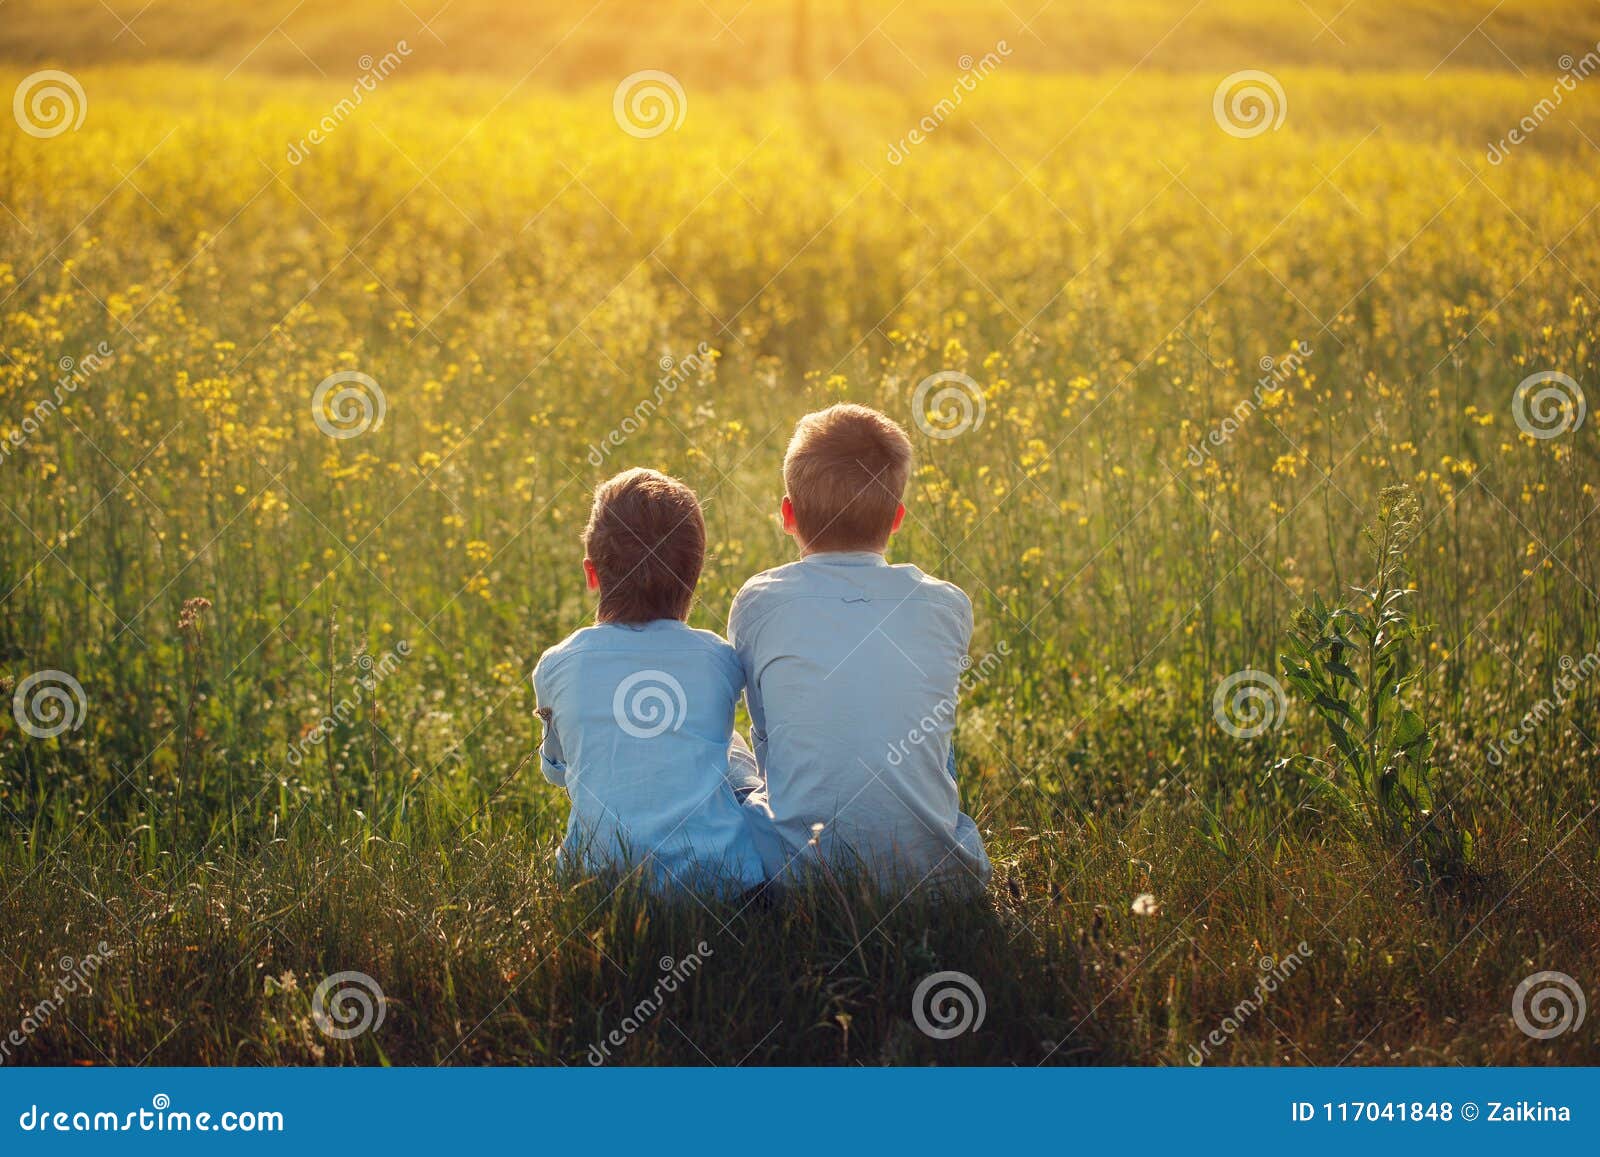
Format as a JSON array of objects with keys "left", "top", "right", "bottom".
[
  {"left": 729, "top": 551, "right": 991, "bottom": 892},
  {"left": 533, "top": 620, "right": 766, "bottom": 892}
]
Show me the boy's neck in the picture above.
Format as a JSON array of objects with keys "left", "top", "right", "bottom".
[{"left": 798, "top": 545, "right": 887, "bottom": 560}]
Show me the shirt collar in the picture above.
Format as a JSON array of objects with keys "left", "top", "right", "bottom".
[
  {"left": 801, "top": 550, "right": 888, "bottom": 567},
  {"left": 597, "top": 618, "right": 687, "bottom": 631}
]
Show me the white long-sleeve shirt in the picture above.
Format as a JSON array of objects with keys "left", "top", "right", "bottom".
[{"left": 728, "top": 550, "right": 990, "bottom": 893}]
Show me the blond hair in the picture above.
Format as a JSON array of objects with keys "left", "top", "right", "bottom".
[{"left": 783, "top": 404, "right": 913, "bottom": 552}]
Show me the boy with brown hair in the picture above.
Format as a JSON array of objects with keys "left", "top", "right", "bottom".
[
  {"left": 728, "top": 404, "right": 990, "bottom": 892},
  {"left": 533, "top": 467, "right": 766, "bottom": 892}
]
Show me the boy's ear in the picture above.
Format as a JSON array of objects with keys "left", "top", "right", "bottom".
[
  {"left": 582, "top": 557, "right": 600, "bottom": 591},
  {"left": 890, "top": 503, "right": 906, "bottom": 534},
  {"left": 780, "top": 496, "right": 798, "bottom": 535}
]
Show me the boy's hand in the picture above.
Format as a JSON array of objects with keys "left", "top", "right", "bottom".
[{"left": 535, "top": 705, "right": 566, "bottom": 784}]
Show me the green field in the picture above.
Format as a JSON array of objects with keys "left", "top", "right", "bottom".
[{"left": 1, "top": 1, "right": 1597, "bottom": 1064}]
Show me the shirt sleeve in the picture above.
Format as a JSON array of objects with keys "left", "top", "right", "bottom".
[
  {"left": 727, "top": 588, "right": 768, "bottom": 771},
  {"left": 531, "top": 657, "right": 568, "bottom": 788},
  {"left": 536, "top": 708, "right": 567, "bottom": 786},
  {"left": 948, "top": 587, "right": 974, "bottom": 785},
  {"left": 954, "top": 586, "right": 976, "bottom": 649}
]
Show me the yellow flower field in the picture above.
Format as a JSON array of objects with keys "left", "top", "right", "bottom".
[{"left": 0, "top": 1, "right": 1597, "bottom": 1065}]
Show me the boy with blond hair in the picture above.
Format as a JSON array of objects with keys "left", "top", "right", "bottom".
[{"left": 728, "top": 404, "right": 990, "bottom": 893}]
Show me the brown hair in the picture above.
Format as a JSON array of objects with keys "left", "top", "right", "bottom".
[
  {"left": 583, "top": 468, "right": 705, "bottom": 624},
  {"left": 783, "top": 403, "right": 913, "bottom": 552}
]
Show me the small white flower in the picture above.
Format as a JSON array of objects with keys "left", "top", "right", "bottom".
[{"left": 1131, "top": 893, "right": 1161, "bottom": 917}]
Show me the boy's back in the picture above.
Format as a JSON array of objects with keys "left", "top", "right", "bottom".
[
  {"left": 536, "top": 620, "right": 766, "bottom": 891},
  {"left": 730, "top": 551, "right": 990, "bottom": 891},
  {"left": 531, "top": 468, "right": 766, "bottom": 895}
]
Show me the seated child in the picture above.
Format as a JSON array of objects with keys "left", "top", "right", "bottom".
[
  {"left": 533, "top": 468, "right": 766, "bottom": 893},
  {"left": 729, "top": 403, "right": 991, "bottom": 894}
]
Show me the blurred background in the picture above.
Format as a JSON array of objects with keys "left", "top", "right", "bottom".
[
  {"left": 3, "top": 0, "right": 1598, "bottom": 78},
  {"left": 1, "top": 0, "right": 1597, "bottom": 1065}
]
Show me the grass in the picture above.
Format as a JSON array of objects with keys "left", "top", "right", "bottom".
[
  {"left": 2, "top": 4, "right": 1599, "bottom": 1065},
  {"left": 3, "top": 808, "right": 1596, "bottom": 1065}
]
